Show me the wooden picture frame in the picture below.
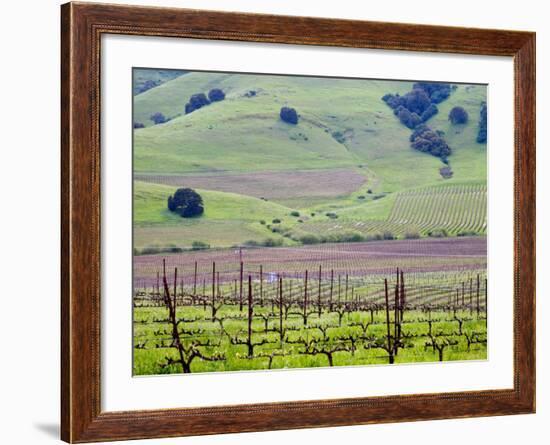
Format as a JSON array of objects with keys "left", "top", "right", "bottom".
[{"left": 61, "top": 2, "right": 535, "bottom": 442}]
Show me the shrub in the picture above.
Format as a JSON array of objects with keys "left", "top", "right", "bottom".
[
  {"left": 208, "top": 88, "right": 225, "bottom": 102},
  {"left": 457, "top": 230, "right": 478, "bottom": 237},
  {"left": 367, "top": 189, "right": 373, "bottom": 194},
  {"left": 449, "top": 106, "right": 468, "bottom": 125},
  {"left": 290, "top": 211, "right": 300, "bottom": 217},
  {"left": 150, "top": 112, "right": 167, "bottom": 125},
  {"left": 299, "top": 234, "right": 320, "bottom": 244},
  {"left": 357, "top": 195, "right": 365, "bottom": 200},
  {"left": 243, "top": 240, "right": 260, "bottom": 247},
  {"left": 259, "top": 220, "right": 266, "bottom": 225},
  {"left": 366, "top": 233, "right": 384, "bottom": 241},
  {"left": 141, "top": 245, "right": 162, "bottom": 255},
  {"left": 272, "top": 218, "right": 281, "bottom": 224},
  {"left": 262, "top": 238, "right": 283, "bottom": 247},
  {"left": 325, "top": 212, "right": 338, "bottom": 219},
  {"left": 382, "top": 231, "right": 395, "bottom": 240},
  {"left": 439, "top": 166, "right": 453, "bottom": 179},
  {"left": 280, "top": 107, "right": 298, "bottom": 124},
  {"left": 477, "top": 102, "right": 487, "bottom": 143},
  {"left": 404, "top": 231, "right": 421, "bottom": 239},
  {"left": 428, "top": 228, "right": 448, "bottom": 238},
  {"left": 133, "top": 122, "right": 145, "bottom": 129},
  {"left": 333, "top": 232, "right": 364, "bottom": 243},
  {"left": 167, "top": 188, "right": 204, "bottom": 217},
  {"left": 190, "top": 241, "right": 210, "bottom": 250},
  {"left": 331, "top": 131, "right": 346, "bottom": 143}
]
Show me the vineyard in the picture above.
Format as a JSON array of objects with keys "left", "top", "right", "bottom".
[
  {"left": 131, "top": 70, "right": 488, "bottom": 375},
  {"left": 294, "top": 184, "right": 487, "bottom": 240},
  {"left": 133, "top": 238, "right": 487, "bottom": 375},
  {"left": 388, "top": 183, "right": 487, "bottom": 235}
]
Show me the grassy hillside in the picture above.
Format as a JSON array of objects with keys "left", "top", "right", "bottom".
[
  {"left": 133, "top": 72, "right": 487, "bottom": 249},
  {"left": 135, "top": 181, "right": 294, "bottom": 224},
  {"left": 134, "top": 181, "right": 301, "bottom": 249},
  {"left": 134, "top": 73, "right": 485, "bottom": 190}
]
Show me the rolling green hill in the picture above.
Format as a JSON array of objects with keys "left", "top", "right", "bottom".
[
  {"left": 134, "top": 181, "right": 300, "bottom": 249},
  {"left": 132, "top": 71, "right": 487, "bottom": 249},
  {"left": 134, "top": 72, "right": 485, "bottom": 189},
  {"left": 135, "top": 181, "right": 294, "bottom": 225}
]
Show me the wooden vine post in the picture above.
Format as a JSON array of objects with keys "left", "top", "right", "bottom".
[
  {"left": 247, "top": 275, "right": 253, "bottom": 357},
  {"left": 303, "top": 269, "right": 309, "bottom": 326},
  {"left": 279, "top": 276, "right": 284, "bottom": 344},
  {"left": 238, "top": 261, "right": 244, "bottom": 311},
  {"left": 384, "top": 278, "right": 394, "bottom": 364}
]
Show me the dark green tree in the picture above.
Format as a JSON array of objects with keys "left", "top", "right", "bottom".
[
  {"left": 167, "top": 188, "right": 204, "bottom": 217},
  {"left": 185, "top": 93, "right": 210, "bottom": 114},
  {"left": 420, "top": 104, "right": 439, "bottom": 122},
  {"left": 403, "top": 88, "right": 431, "bottom": 115},
  {"left": 395, "top": 106, "right": 422, "bottom": 129},
  {"left": 410, "top": 125, "right": 451, "bottom": 160},
  {"left": 208, "top": 88, "right": 225, "bottom": 102},
  {"left": 280, "top": 107, "right": 298, "bottom": 124},
  {"left": 477, "top": 102, "right": 487, "bottom": 143},
  {"left": 449, "top": 106, "right": 469, "bottom": 125}
]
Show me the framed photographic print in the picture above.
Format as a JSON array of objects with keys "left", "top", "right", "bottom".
[{"left": 61, "top": 2, "right": 535, "bottom": 442}]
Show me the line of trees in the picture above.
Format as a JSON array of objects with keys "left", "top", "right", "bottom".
[
  {"left": 185, "top": 89, "right": 226, "bottom": 114},
  {"left": 382, "top": 82, "right": 454, "bottom": 160},
  {"left": 382, "top": 82, "right": 452, "bottom": 130}
]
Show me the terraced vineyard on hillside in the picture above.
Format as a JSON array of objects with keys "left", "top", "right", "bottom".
[
  {"left": 388, "top": 184, "right": 487, "bottom": 235},
  {"left": 293, "top": 183, "right": 486, "bottom": 240}
]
